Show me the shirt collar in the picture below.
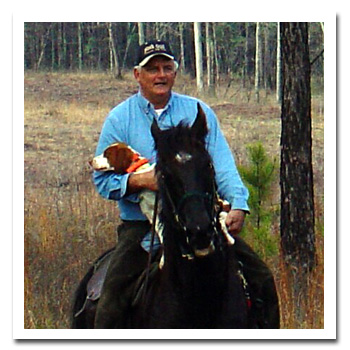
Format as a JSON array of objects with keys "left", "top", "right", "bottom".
[{"left": 137, "top": 90, "right": 174, "bottom": 115}]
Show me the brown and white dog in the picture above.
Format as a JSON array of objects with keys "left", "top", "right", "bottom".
[{"left": 90, "top": 142, "right": 153, "bottom": 174}]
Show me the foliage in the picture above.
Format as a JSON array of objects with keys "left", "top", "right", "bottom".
[{"left": 238, "top": 142, "right": 279, "bottom": 258}]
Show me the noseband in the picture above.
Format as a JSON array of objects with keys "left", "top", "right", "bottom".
[{"left": 158, "top": 171, "right": 221, "bottom": 259}]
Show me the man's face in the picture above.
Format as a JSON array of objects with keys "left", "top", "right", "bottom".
[{"left": 134, "top": 56, "right": 177, "bottom": 108}]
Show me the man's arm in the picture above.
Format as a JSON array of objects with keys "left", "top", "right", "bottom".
[
  {"left": 199, "top": 103, "right": 249, "bottom": 236},
  {"left": 126, "top": 168, "right": 158, "bottom": 195},
  {"left": 201, "top": 105, "right": 249, "bottom": 213}
]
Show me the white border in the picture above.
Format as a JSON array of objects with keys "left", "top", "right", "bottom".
[{"left": 11, "top": 0, "right": 339, "bottom": 343}]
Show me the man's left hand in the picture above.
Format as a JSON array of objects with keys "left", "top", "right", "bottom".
[{"left": 225, "top": 209, "right": 246, "bottom": 236}]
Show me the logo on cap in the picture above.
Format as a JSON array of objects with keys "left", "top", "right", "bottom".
[
  {"left": 143, "top": 43, "right": 166, "bottom": 55},
  {"left": 136, "top": 40, "right": 176, "bottom": 67}
]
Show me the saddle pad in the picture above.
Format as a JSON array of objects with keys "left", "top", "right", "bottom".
[{"left": 86, "top": 250, "right": 114, "bottom": 301}]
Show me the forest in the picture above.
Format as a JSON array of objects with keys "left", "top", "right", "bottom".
[
  {"left": 24, "top": 22, "right": 324, "bottom": 94},
  {"left": 23, "top": 22, "right": 325, "bottom": 330}
]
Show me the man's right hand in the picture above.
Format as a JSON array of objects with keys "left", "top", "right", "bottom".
[{"left": 127, "top": 168, "right": 158, "bottom": 194}]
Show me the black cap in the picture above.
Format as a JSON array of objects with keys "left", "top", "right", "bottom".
[{"left": 135, "top": 40, "right": 176, "bottom": 67}]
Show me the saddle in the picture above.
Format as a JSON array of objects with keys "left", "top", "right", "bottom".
[
  {"left": 86, "top": 250, "right": 114, "bottom": 301},
  {"left": 74, "top": 249, "right": 114, "bottom": 318},
  {"left": 76, "top": 249, "right": 160, "bottom": 317}
]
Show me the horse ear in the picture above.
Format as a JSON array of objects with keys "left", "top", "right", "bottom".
[
  {"left": 192, "top": 103, "right": 208, "bottom": 142},
  {"left": 151, "top": 118, "right": 161, "bottom": 146}
]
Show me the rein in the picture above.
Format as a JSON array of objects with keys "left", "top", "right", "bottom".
[{"left": 142, "top": 192, "right": 159, "bottom": 303}]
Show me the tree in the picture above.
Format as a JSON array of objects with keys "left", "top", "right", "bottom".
[
  {"left": 243, "top": 22, "right": 254, "bottom": 88},
  {"left": 212, "top": 23, "right": 220, "bottom": 86},
  {"left": 121, "top": 23, "right": 137, "bottom": 71},
  {"left": 280, "top": 22, "right": 316, "bottom": 324},
  {"left": 107, "top": 23, "right": 122, "bottom": 79},
  {"left": 262, "top": 23, "right": 275, "bottom": 92},
  {"left": 77, "top": 22, "right": 83, "bottom": 70},
  {"left": 205, "top": 22, "right": 215, "bottom": 96},
  {"left": 193, "top": 22, "right": 204, "bottom": 93},
  {"left": 280, "top": 22, "right": 315, "bottom": 269},
  {"left": 254, "top": 22, "right": 262, "bottom": 102},
  {"left": 36, "top": 24, "right": 52, "bottom": 69},
  {"left": 178, "top": 22, "right": 186, "bottom": 72},
  {"left": 138, "top": 22, "right": 145, "bottom": 45},
  {"left": 276, "top": 22, "right": 282, "bottom": 103}
]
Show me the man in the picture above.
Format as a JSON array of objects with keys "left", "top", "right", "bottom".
[{"left": 93, "top": 41, "right": 277, "bottom": 328}]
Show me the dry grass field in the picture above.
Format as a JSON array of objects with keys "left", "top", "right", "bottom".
[{"left": 24, "top": 71, "right": 324, "bottom": 329}]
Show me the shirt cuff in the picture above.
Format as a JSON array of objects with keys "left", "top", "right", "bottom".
[
  {"left": 108, "top": 173, "right": 139, "bottom": 202},
  {"left": 119, "top": 173, "right": 131, "bottom": 198},
  {"left": 231, "top": 199, "right": 250, "bottom": 213}
]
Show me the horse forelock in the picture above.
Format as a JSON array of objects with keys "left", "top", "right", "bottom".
[{"left": 155, "top": 122, "right": 208, "bottom": 165}]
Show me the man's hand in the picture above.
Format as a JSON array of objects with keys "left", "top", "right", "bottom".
[
  {"left": 127, "top": 168, "right": 158, "bottom": 194},
  {"left": 225, "top": 209, "right": 246, "bottom": 236}
]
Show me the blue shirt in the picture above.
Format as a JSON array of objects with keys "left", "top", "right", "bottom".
[{"left": 94, "top": 91, "right": 249, "bottom": 221}]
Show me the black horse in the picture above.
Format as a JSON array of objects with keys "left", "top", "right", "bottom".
[{"left": 72, "top": 104, "right": 279, "bottom": 329}]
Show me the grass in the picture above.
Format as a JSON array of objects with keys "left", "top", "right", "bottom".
[{"left": 24, "top": 70, "right": 324, "bottom": 329}]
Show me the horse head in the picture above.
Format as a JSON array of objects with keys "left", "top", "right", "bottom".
[{"left": 151, "top": 103, "right": 222, "bottom": 259}]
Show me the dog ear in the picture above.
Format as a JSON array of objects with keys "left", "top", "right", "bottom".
[
  {"left": 191, "top": 103, "right": 208, "bottom": 143},
  {"left": 104, "top": 144, "right": 134, "bottom": 174},
  {"left": 151, "top": 118, "right": 161, "bottom": 147}
]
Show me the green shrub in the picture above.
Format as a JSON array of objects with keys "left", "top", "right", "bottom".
[{"left": 238, "top": 142, "right": 279, "bottom": 258}]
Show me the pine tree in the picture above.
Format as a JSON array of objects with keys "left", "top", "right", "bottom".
[{"left": 239, "top": 142, "right": 278, "bottom": 258}]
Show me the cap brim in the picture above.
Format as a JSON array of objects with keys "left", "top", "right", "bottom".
[{"left": 138, "top": 53, "right": 175, "bottom": 67}]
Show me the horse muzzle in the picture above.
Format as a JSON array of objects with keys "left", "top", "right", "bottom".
[
  {"left": 193, "top": 240, "right": 215, "bottom": 258},
  {"left": 184, "top": 225, "right": 217, "bottom": 259}
]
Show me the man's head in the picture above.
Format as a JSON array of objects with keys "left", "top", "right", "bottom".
[{"left": 134, "top": 41, "right": 178, "bottom": 109}]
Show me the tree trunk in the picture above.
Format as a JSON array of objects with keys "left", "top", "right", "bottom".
[
  {"left": 107, "top": 22, "right": 121, "bottom": 79},
  {"left": 244, "top": 22, "right": 255, "bottom": 88},
  {"left": 62, "top": 23, "right": 68, "bottom": 69},
  {"left": 122, "top": 23, "right": 137, "bottom": 71},
  {"left": 51, "top": 24, "right": 56, "bottom": 70},
  {"left": 138, "top": 22, "right": 145, "bottom": 45},
  {"left": 254, "top": 22, "right": 262, "bottom": 103},
  {"left": 280, "top": 22, "right": 315, "bottom": 269},
  {"left": 280, "top": 22, "right": 316, "bottom": 325},
  {"left": 212, "top": 22, "right": 220, "bottom": 86},
  {"left": 263, "top": 23, "right": 272, "bottom": 93},
  {"left": 122, "top": 22, "right": 136, "bottom": 70},
  {"left": 280, "top": 23, "right": 316, "bottom": 327},
  {"left": 194, "top": 22, "right": 204, "bottom": 93},
  {"left": 243, "top": 22, "right": 249, "bottom": 88},
  {"left": 78, "top": 22, "right": 83, "bottom": 70},
  {"left": 320, "top": 22, "right": 324, "bottom": 34},
  {"left": 37, "top": 25, "right": 52, "bottom": 70},
  {"left": 205, "top": 22, "right": 215, "bottom": 96},
  {"left": 57, "top": 23, "right": 63, "bottom": 69},
  {"left": 179, "top": 22, "right": 186, "bottom": 72},
  {"left": 276, "top": 22, "right": 282, "bottom": 104}
]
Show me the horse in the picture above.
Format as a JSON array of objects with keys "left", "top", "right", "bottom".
[{"left": 72, "top": 104, "right": 280, "bottom": 329}]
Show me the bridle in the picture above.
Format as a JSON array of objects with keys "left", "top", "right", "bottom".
[{"left": 157, "top": 165, "right": 222, "bottom": 258}]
